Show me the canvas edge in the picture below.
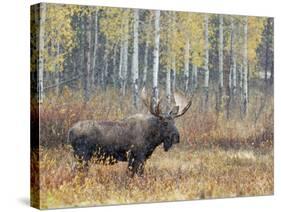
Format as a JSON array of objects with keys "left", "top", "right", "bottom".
[{"left": 30, "top": 3, "right": 42, "bottom": 209}]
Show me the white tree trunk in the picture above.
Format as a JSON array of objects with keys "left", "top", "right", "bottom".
[
  {"left": 242, "top": 17, "right": 248, "bottom": 116},
  {"left": 204, "top": 14, "right": 209, "bottom": 109},
  {"left": 184, "top": 40, "right": 190, "bottom": 93},
  {"left": 229, "top": 65, "right": 232, "bottom": 90},
  {"left": 121, "top": 15, "right": 129, "bottom": 96},
  {"left": 142, "top": 38, "right": 148, "bottom": 87},
  {"left": 55, "top": 43, "right": 61, "bottom": 95},
  {"left": 232, "top": 59, "right": 237, "bottom": 95},
  {"left": 102, "top": 51, "right": 108, "bottom": 89},
  {"left": 230, "top": 17, "right": 237, "bottom": 96},
  {"left": 38, "top": 3, "right": 46, "bottom": 103},
  {"left": 91, "top": 9, "right": 99, "bottom": 91},
  {"left": 79, "top": 16, "right": 85, "bottom": 95},
  {"left": 84, "top": 15, "right": 92, "bottom": 101},
  {"left": 119, "top": 41, "right": 124, "bottom": 87},
  {"left": 132, "top": 9, "right": 139, "bottom": 108},
  {"left": 219, "top": 15, "right": 224, "bottom": 89},
  {"left": 171, "top": 59, "right": 176, "bottom": 94},
  {"left": 171, "top": 12, "right": 176, "bottom": 95},
  {"left": 166, "top": 68, "right": 171, "bottom": 106},
  {"left": 152, "top": 10, "right": 160, "bottom": 109},
  {"left": 239, "top": 65, "right": 243, "bottom": 98},
  {"left": 217, "top": 14, "right": 224, "bottom": 111},
  {"left": 192, "top": 64, "right": 198, "bottom": 90},
  {"left": 112, "top": 45, "right": 118, "bottom": 89},
  {"left": 142, "top": 13, "right": 152, "bottom": 88}
]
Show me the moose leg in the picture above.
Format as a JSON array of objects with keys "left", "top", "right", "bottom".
[
  {"left": 73, "top": 151, "right": 92, "bottom": 172},
  {"left": 72, "top": 157, "right": 83, "bottom": 172},
  {"left": 136, "top": 161, "right": 145, "bottom": 176},
  {"left": 127, "top": 154, "right": 135, "bottom": 177},
  {"left": 82, "top": 159, "right": 90, "bottom": 172},
  {"left": 72, "top": 138, "right": 93, "bottom": 172},
  {"left": 127, "top": 153, "right": 145, "bottom": 177}
]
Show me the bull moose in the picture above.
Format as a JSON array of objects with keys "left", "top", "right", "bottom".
[{"left": 67, "top": 88, "right": 192, "bottom": 177}]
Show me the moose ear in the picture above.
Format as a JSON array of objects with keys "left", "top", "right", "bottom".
[{"left": 169, "top": 106, "right": 179, "bottom": 116}]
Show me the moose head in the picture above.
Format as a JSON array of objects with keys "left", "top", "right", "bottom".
[{"left": 140, "top": 87, "right": 192, "bottom": 151}]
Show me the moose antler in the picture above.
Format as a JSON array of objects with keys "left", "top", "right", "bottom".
[
  {"left": 172, "top": 91, "right": 193, "bottom": 118},
  {"left": 141, "top": 87, "right": 192, "bottom": 119},
  {"left": 141, "top": 87, "right": 163, "bottom": 118}
]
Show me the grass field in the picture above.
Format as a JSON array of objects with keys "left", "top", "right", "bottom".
[
  {"left": 31, "top": 90, "right": 274, "bottom": 209},
  {"left": 35, "top": 145, "right": 273, "bottom": 209}
]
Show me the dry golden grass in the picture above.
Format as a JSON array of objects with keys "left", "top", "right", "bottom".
[
  {"left": 31, "top": 88, "right": 274, "bottom": 209},
  {"left": 36, "top": 145, "right": 273, "bottom": 209}
]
